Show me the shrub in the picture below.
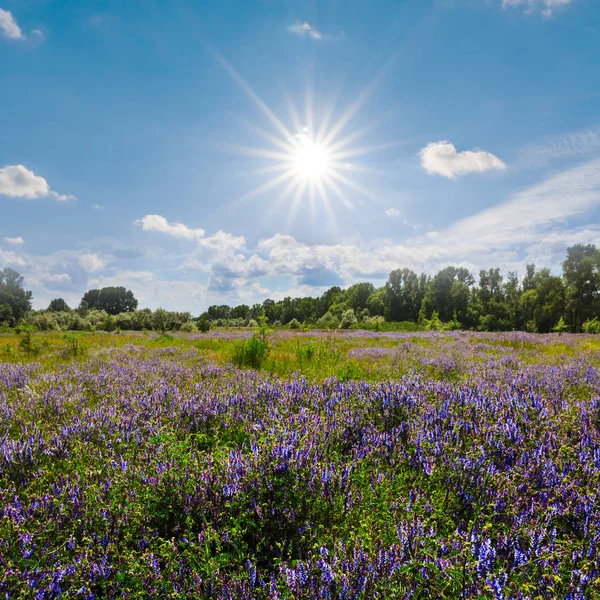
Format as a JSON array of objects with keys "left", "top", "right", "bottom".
[
  {"left": 101, "top": 315, "right": 117, "bottom": 332},
  {"left": 364, "top": 315, "right": 385, "bottom": 331},
  {"left": 18, "top": 322, "right": 40, "bottom": 356},
  {"left": 231, "top": 336, "right": 270, "bottom": 369},
  {"left": 552, "top": 316, "right": 569, "bottom": 334},
  {"left": 63, "top": 332, "right": 85, "bottom": 357},
  {"left": 247, "top": 319, "right": 259, "bottom": 328},
  {"left": 317, "top": 311, "right": 339, "bottom": 329},
  {"left": 582, "top": 317, "right": 600, "bottom": 334},
  {"left": 339, "top": 309, "right": 358, "bottom": 330},
  {"left": 197, "top": 317, "right": 211, "bottom": 332},
  {"left": 425, "top": 311, "right": 444, "bottom": 331},
  {"left": 179, "top": 321, "right": 198, "bottom": 333},
  {"left": 444, "top": 311, "right": 462, "bottom": 331},
  {"left": 288, "top": 318, "right": 301, "bottom": 330}
]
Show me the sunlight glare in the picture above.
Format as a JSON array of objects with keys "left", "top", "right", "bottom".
[{"left": 294, "top": 137, "right": 331, "bottom": 180}]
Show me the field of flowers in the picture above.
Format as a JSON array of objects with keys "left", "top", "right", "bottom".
[{"left": 1, "top": 330, "right": 600, "bottom": 598}]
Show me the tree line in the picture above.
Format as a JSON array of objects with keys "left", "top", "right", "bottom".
[{"left": 0, "top": 244, "right": 599, "bottom": 333}]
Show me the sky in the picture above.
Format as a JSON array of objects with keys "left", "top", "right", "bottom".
[{"left": 1, "top": 0, "right": 599, "bottom": 312}]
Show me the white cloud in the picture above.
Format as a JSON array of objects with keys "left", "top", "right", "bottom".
[
  {"left": 197, "top": 231, "right": 245, "bottom": 252},
  {"left": 0, "top": 9, "right": 24, "bottom": 40},
  {"left": 3, "top": 236, "right": 24, "bottom": 245},
  {"left": 91, "top": 204, "right": 105, "bottom": 211},
  {"left": 0, "top": 165, "right": 75, "bottom": 201},
  {"left": 78, "top": 253, "right": 104, "bottom": 272},
  {"left": 502, "top": 0, "right": 574, "bottom": 16},
  {"left": 419, "top": 141, "right": 506, "bottom": 179},
  {"left": 0, "top": 249, "right": 26, "bottom": 267},
  {"left": 287, "top": 21, "right": 322, "bottom": 40},
  {"left": 385, "top": 208, "right": 401, "bottom": 217},
  {"left": 135, "top": 214, "right": 205, "bottom": 241}
]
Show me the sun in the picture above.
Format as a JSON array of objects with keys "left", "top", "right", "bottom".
[
  {"left": 293, "top": 135, "right": 331, "bottom": 181},
  {"left": 208, "top": 46, "right": 393, "bottom": 225}
]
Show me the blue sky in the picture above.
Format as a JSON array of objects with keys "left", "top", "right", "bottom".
[{"left": 1, "top": 0, "right": 599, "bottom": 311}]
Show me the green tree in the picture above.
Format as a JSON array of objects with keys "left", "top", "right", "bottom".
[
  {"left": 48, "top": 298, "right": 70, "bottom": 312},
  {"left": 0, "top": 268, "right": 33, "bottom": 323},
  {"left": 385, "top": 268, "right": 425, "bottom": 322},
  {"left": 0, "top": 303, "right": 12, "bottom": 326},
  {"left": 563, "top": 244, "right": 600, "bottom": 331},
  {"left": 422, "top": 267, "right": 474, "bottom": 323},
  {"left": 80, "top": 287, "right": 138, "bottom": 315}
]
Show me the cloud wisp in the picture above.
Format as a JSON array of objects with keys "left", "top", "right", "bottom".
[
  {"left": 0, "top": 9, "right": 44, "bottom": 41},
  {"left": 0, "top": 165, "right": 75, "bottom": 202},
  {"left": 3, "top": 236, "right": 25, "bottom": 245},
  {"left": 419, "top": 141, "right": 506, "bottom": 179},
  {"left": 502, "top": 0, "right": 575, "bottom": 17},
  {"left": 287, "top": 21, "right": 323, "bottom": 40}
]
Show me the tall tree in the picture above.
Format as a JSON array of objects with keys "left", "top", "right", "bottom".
[
  {"left": 421, "top": 267, "right": 474, "bottom": 323},
  {"left": 563, "top": 244, "right": 600, "bottom": 331},
  {"left": 0, "top": 268, "right": 33, "bottom": 323},
  {"left": 386, "top": 269, "right": 425, "bottom": 322},
  {"left": 48, "top": 298, "right": 70, "bottom": 312},
  {"left": 80, "top": 287, "right": 138, "bottom": 315}
]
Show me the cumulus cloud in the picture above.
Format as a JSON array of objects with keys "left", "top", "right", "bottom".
[
  {"left": 135, "top": 214, "right": 205, "bottom": 241},
  {"left": 3, "top": 236, "right": 24, "bottom": 245},
  {"left": 136, "top": 214, "right": 246, "bottom": 252},
  {"left": 419, "top": 142, "right": 506, "bottom": 179},
  {"left": 502, "top": 0, "right": 574, "bottom": 16},
  {"left": 0, "top": 165, "right": 75, "bottom": 201},
  {"left": 287, "top": 21, "right": 322, "bottom": 40},
  {"left": 385, "top": 208, "right": 400, "bottom": 217},
  {"left": 0, "top": 9, "right": 24, "bottom": 40}
]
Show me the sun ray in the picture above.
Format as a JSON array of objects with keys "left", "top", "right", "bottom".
[
  {"left": 205, "top": 41, "right": 295, "bottom": 142},
  {"left": 208, "top": 47, "right": 399, "bottom": 225}
]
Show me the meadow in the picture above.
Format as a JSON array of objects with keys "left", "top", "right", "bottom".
[{"left": 1, "top": 328, "right": 600, "bottom": 598}]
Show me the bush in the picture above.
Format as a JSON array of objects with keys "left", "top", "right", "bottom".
[
  {"left": 339, "top": 309, "right": 358, "bottom": 330},
  {"left": 317, "top": 311, "right": 339, "bottom": 329},
  {"left": 247, "top": 319, "right": 258, "bottom": 328},
  {"left": 179, "top": 321, "right": 198, "bottom": 333},
  {"left": 288, "top": 318, "right": 301, "bottom": 329},
  {"left": 231, "top": 336, "right": 270, "bottom": 369},
  {"left": 28, "top": 312, "right": 60, "bottom": 332},
  {"left": 197, "top": 317, "right": 211, "bottom": 332},
  {"left": 101, "top": 315, "right": 117, "bottom": 332},
  {"left": 364, "top": 315, "right": 385, "bottom": 331},
  {"left": 63, "top": 332, "right": 85, "bottom": 357},
  {"left": 552, "top": 316, "right": 569, "bottom": 334},
  {"left": 582, "top": 317, "right": 600, "bottom": 334}
]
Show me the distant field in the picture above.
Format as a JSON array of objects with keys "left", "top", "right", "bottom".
[{"left": 1, "top": 330, "right": 600, "bottom": 597}]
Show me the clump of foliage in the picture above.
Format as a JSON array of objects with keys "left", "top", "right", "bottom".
[
  {"left": 288, "top": 318, "right": 301, "bottom": 329},
  {"left": 16, "top": 321, "right": 40, "bottom": 356},
  {"left": 339, "top": 308, "right": 358, "bottom": 329},
  {"left": 197, "top": 316, "right": 211, "bottom": 332},
  {"left": 552, "top": 316, "right": 569, "bottom": 334},
  {"left": 62, "top": 332, "right": 85, "bottom": 357},
  {"left": 231, "top": 335, "right": 270, "bottom": 369},
  {"left": 582, "top": 316, "right": 600, "bottom": 334},
  {"left": 179, "top": 321, "right": 198, "bottom": 333}
]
